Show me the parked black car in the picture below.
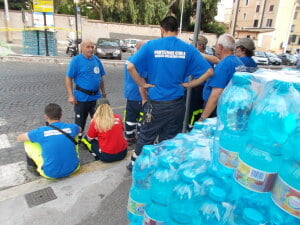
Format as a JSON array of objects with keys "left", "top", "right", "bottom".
[
  {"left": 277, "top": 53, "right": 293, "bottom": 65},
  {"left": 95, "top": 38, "right": 122, "bottom": 60}
]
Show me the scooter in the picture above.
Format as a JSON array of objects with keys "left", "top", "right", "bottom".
[{"left": 66, "top": 39, "right": 78, "bottom": 57}]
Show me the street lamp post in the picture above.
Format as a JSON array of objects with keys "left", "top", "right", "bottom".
[{"left": 4, "top": 0, "right": 13, "bottom": 43}]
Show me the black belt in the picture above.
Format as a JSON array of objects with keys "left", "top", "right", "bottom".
[
  {"left": 75, "top": 85, "right": 98, "bottom": 95},
  {"left": 149, "top": 96, "right": 183, "bottom": 104}
]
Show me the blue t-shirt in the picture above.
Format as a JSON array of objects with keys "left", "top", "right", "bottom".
[
  {"left": 203, "top": 55, "right": 245, "bottom": 101},
  {"left": 28, "top": 122, "right": 80, "bottom": 178},
  {"left": 239, "top": 56, "right": 257, "bottom": 72},
  {"left": 129, "top": 36, "right": 211, "bottom": 101},
  {"left": 124, "top": 56, "right": 145, "bottom": 101},
  {"left": 66, "top": 54, "right": 106, "bottom": 102}
]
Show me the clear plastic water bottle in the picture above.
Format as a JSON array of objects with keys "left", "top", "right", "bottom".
[
  {"left": 198, "top": 186, "right": 231, "bottom": 224},
  {"left": 269, "top": 199, "right": 300, "bottom": 225},
  {"left": 127, "top": 145, "right": 157, "bottom": 224},
  {"left": 231, "top": 207, "right": 265, "bottom": 225},
  {"left": 168, "top": 169, "right": 199, "bottom": 225},
  {"left": 271, "top": 159, "right": 300, "bottom": 221},
  {"left": 143, "top": 156, "right": 178, "bottom": 224},
  {"left": 235, "top": 79, "right": 297, "bottom": 192},
  {"left": 218, "top": 73, "right": 256, "bottom": 169},
  {"left": 231, "top": 181, "right": 271, "bottom": 223}
]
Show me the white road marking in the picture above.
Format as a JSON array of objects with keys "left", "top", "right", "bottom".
[
  {"left": 0, "top": 117, "right": 7, "bottom": 126},
  {"left": 0, "top": 134, "right": 11, "bottom": 149}
]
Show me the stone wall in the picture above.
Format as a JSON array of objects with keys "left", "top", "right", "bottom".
[{"left": 0, "top": 10, "right": 217, "bottom": 47}]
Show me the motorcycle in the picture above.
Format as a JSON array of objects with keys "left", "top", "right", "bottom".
[{"left": 66, "top": 38, "right": 78, "bottom": 57}]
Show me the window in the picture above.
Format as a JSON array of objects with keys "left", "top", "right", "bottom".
[
  {"left": 289, "top": 35, "right": 297, "bottom": 44},
  {"left": 294, "top": 12, "right": 298, "bottom": 20},
  {"left": 266, "top": 19, "right": 273, "bottom": 27},
  {"left": 291, "top": 25, "right": 295, "bottom": 32},
  {"left": 253, "top": 20, "right": 259, "bottom": 27},
  {"left": 269, "top": 5, "right": 274, "bottom": 11},
  {"left": 244, "top": 13, "right": 247, "bottom": 19},
  {"left": 256, "top": 5, "right": 260, "bottom": 12},
  {"left": 245, "top": 0, "right": 248, "bottom": 6}
]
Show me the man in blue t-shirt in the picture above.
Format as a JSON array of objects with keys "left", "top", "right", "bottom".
[
  {"left": 235, "top": 38, "right": 257, "bottom": 73},
  {"left": 65, "top": 40, "right": 106, "bottom": 138},
  {"left": 126, "top": 16, "right": 213, "bottom": 170},
  {"left": 200, "top": 34, "right": 245, "bottom": 121},
  {"left": 17, "top": 103, "right": 81, "bottom": 179},
  {"left": 124, "top": 41, "right": 147, "bottom": 146}
]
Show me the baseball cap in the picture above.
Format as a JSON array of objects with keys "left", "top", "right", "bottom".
[
  {"left": 197, "top": 35, "right": 208, "bottom": 46},
  {"left": 236, "top": 38, "right": 255, "bottom": 51},
  {"left": 96, "top": 98, "right": 110, "bottom": 108}
]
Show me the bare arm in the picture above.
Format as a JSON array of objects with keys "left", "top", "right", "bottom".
[
  {"left": 200, "top": 87, "right": 224, "bottom": 120},
  {"left": 139, "top": 86, "right": 148, "bottom": 105},
  {"left": 201, "top": 53, "right": 220, "bottom": 64},
  {"left": 17, "top": 132, "right": 30, "bottom": 142},
  {"left": 181, "top": 68, "right": 214, "bottom": 88},
  {"left": 100, "top": 79, "right": 106, "bottom": 98},
  {"left": 127, "top": 62, "right": 154, "bottom": 89},
  {"left": 65, "top": 76, "right": 77, "bottom": 104}
]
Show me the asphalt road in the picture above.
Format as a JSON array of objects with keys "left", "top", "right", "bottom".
[{"left": 0, "top": 61, "right": 126, "bottom": 167}]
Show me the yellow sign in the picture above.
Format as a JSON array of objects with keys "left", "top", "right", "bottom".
[{"left": 33, "top": 0, "right": 54, "bottom": 13}]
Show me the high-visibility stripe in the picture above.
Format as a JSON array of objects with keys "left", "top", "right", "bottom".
[
  {"left": 125, "top": 121, "right": 138, "bottom": 126},
  {"left": 189, "top": 109, "right": 203, "bottom": 125}
]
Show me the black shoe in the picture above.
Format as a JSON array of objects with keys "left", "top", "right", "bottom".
[
  {"left": 126, "top": 162, "right": 133, "bottom": 172},
  {"left": 27, "top": 165, "right": 40, "bottom": 177}
]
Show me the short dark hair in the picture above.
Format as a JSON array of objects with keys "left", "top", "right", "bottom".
[
  {"left": 238, "top": 46, "right": 254, "bottom": 57},
  {"left": 45, "top": 103, "right": 62, "bottom": 120},
  {"left": 160, "top": 16, "right": 178, "bottom": 32}
]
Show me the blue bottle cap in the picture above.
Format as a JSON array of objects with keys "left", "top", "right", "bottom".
[
  {"left": 232, "top": 73, "right": 252, "bottom": 86},
  {"left": 181, "top": 169, "right": 197, "bottom": 183},
  {"left": 193, "top": 122, "right": 205, "bottom": 130},
  {"left": 208, "top": 186, "right": 226, "bottom": 202},
  {"left": 272, "top": 80, "right": 292, "bottom": 93},
  {"left": 142, "top": 145, "right": 155, "bottom": 155},
  {"left": 293, "top": 82, "right": 300, "bottom": 92},
  {"left": 242, "top": 208, "right": 264, "bottom": 224}
]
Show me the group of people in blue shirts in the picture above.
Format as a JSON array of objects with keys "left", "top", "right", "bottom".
[{"left": 17, "top": 15, "right": 257, "bottom": 179}]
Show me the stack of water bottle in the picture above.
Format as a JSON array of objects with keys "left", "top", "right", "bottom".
[{"left": 127, "top": 69, "right": 300, "bottom": 224}]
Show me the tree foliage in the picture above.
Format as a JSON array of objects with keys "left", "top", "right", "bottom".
[{"left": 0, "top": 0, "right": 223, "bottom": 34}]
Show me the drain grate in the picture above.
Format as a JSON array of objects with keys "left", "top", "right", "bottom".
[{"left": 25, "top": 187, "right": 57, "bottom": 208}]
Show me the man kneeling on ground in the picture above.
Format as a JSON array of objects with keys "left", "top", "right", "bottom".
[{"left": 17, "top": 103, "right": 81, "bottom": 179}]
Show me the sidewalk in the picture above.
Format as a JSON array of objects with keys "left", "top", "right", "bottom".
[
  {"left": 0, "top": 156, "right": 132, "bottom": 225},
  {"left": 0, "top": 42, "right": 127, "bottom": 65}
]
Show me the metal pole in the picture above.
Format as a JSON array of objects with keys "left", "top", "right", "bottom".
[
  {"left": 75, "top": 5, "right": 79, "bottom": 54},
  {"left": 179, "top": 0, "right": 185, "bottom": 35},
  {"left": 182, "top": 0, "right": 201, "bottom": 133},
  {"left": 43, "top": 12, "right": 49, "bottom": 56},
  {"left": 232, "top": 0, "right": 240, "bottom": 37},
  {"left": 4, "top": 0, "right": 13, "bottom": 43}
]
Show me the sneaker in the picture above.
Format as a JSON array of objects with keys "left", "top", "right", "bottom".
[
  {"left": 126, "top": 161, "right": 133, "bottom": 172},
  {"left": 27, "top": 165, "right": 40, "bottom": 177}
]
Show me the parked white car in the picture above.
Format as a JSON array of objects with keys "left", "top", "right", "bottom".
[{"left": 252, "top": 51, "right": 269, "bottom": 65}]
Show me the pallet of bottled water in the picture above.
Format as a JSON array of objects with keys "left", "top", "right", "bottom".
[{"left": 127, "top": 68, "right": 300, "bottom": 225}]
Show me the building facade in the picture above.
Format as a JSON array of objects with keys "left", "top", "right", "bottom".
[{"left": 229, "top": 0, "right": 300, "bottom": 53}]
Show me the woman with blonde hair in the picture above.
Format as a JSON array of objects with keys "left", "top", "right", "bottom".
[{"left": 83, "top": 98, "right": 128, "bottom": 162}]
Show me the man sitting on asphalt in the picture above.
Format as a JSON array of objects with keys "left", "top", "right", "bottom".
[{"left": 17, "top": 103, "right": 81, "bottom": 179}]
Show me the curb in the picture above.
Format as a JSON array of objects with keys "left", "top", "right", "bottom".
[
  {"left": 0, "top": 151, "right": 132, "bottom": 203},
  {"left": 0, "top": 55, "right": 126, "bottom": 65}
]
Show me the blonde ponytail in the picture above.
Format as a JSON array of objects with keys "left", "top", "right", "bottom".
[{"left": 93, "top": 104, "right": 115, "bottom": 132}]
